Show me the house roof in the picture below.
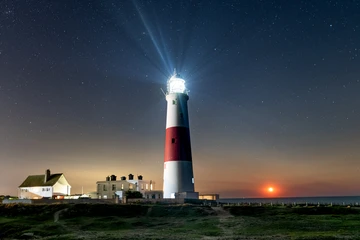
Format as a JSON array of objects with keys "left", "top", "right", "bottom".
[{"left": 19, "top": 174, "right": 63, "bottom": 187}]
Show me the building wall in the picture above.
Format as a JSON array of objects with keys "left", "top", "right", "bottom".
[
  {"left": 3, "top": 199, "right": 32, "bottom": 204},
  {"left": 19, "top": 186, "right": 52, "bottom": 199},
  {"left": 127, "top": 198, "right": 184, "bottom": 204},
  {"left": 53, "top": 175, "right": 71, "bottom": 195},
  {"left": 53, "top": 182, "right": 71, "bottom": 196},
  {"left": 143, "top": 191, "right": 163, "bottom": 200},
  {"left": 96, "top": 179, "right": 154, "bottom": 199},
  {"left": 199, "top": 194, "right": 220, "bottom": 201}
]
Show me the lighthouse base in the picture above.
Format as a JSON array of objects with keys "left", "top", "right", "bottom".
[{"left": 163, "top": 161, "right": 196, "bottom": 199}]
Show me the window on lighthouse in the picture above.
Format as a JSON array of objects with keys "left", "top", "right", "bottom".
[
  {"left": 172, "top": 100, "right": 176, "bottom": 105},
  {"left": 172, "top": 138, "right": 176, "bottom": 144}
]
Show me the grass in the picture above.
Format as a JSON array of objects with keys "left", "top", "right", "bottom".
[
  {"left": 1, "top": 204, "right": 360, "bottom": 239},
  {"left": 227, "top": 206, "right": 360, "bottom": 239}
]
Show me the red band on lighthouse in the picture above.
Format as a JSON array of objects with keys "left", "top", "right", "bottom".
[{"left": 164, "top": 127, "right": 192, "bottom": 162}]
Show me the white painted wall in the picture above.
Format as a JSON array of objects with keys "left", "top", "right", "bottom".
[
  {"left": 19, "top": 186, "right": 52, "bottom": 199},
  {"left": 166, "top": 93, "right": 190, "bottom": 128},
  {"left": 53, "top": 182, "right": 70, "bottom": 195},
  {"left": 53, "top": 175, "right": 71, "bottom": 195},
  {"left": 163, "top": 161, "right": 195, "bottom": 198}
]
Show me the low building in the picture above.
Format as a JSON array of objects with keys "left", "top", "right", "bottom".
[
  {"left": 18, "top": 169, "right": 71, "bottom": 199},
  {"left": 199, "top": 193, "right": 220, "bottom": 201},
  {"left": 96, "top": 174, "right": 155, "bottom": 199}
]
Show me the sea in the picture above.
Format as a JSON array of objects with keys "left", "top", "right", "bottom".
[{"left": 219, "top": 196, "right": 360, "bottom": 205}]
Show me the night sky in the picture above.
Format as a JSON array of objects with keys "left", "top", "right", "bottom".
[{"left": 1, "top": 0, "right": 359, "bottom": 198}]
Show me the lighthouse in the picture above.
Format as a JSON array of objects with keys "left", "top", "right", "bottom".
[{"left": 163, "top": 71, "right": 198, "bottom": 199}]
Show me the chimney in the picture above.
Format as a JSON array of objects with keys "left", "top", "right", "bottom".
[{"left": 45, "top": 169, "right": 51, "bottom": 183}]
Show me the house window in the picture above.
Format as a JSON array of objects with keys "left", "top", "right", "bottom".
[
  {"left": 129, "top": 184, "right": 133, "bottom": 190},
  {"left": 146, "top": 184, "right": 148, "bottom": 190},
  {"left": 121, "top": 184, "right": 124, "bottom": 190},
  {"left": 103, "top": 185, "right": 107, "bottom": 191},
  {"left": 141, "top": 184, "right": 144, "bottom": 190},
  {"left": 112, "top": 184, "right": 116, "bottom": 191},
  {"left": 172, "top": 138, "right": 176, "bottom": 144}
]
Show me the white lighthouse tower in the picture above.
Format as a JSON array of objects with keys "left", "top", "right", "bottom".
[{"left": 163, "top": 70, "right": 198, "bottom": 199}]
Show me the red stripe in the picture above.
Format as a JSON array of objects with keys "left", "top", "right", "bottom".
[{"left": 164, "top": 127, "right": 192, "bottom": 162}]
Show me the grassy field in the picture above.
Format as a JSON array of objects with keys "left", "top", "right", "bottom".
[{"left": 1, "top": 204, "right": 360, "bottom": 239}]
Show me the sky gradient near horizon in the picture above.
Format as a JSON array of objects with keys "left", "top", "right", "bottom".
[{"left": 1, "top": 0, "right": 359, "bottom": 198}]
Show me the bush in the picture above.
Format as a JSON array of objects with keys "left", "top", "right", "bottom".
[{"left": 124, "top": 190, "right": 143, "bottom": 199}]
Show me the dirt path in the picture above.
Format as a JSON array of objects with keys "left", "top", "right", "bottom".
[
  {"left": 54, "top": 208, "right": 68, "bottom": 222},
  {"left": 209, "top": 207, "right": 235, "bottom": 239},
  {"left": 211, "top": 207, "right": 232, "bottom": 218}
]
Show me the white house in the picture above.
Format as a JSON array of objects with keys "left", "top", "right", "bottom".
[{"left": 18, "top": 169, "right": 71, "bottom": 199}]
